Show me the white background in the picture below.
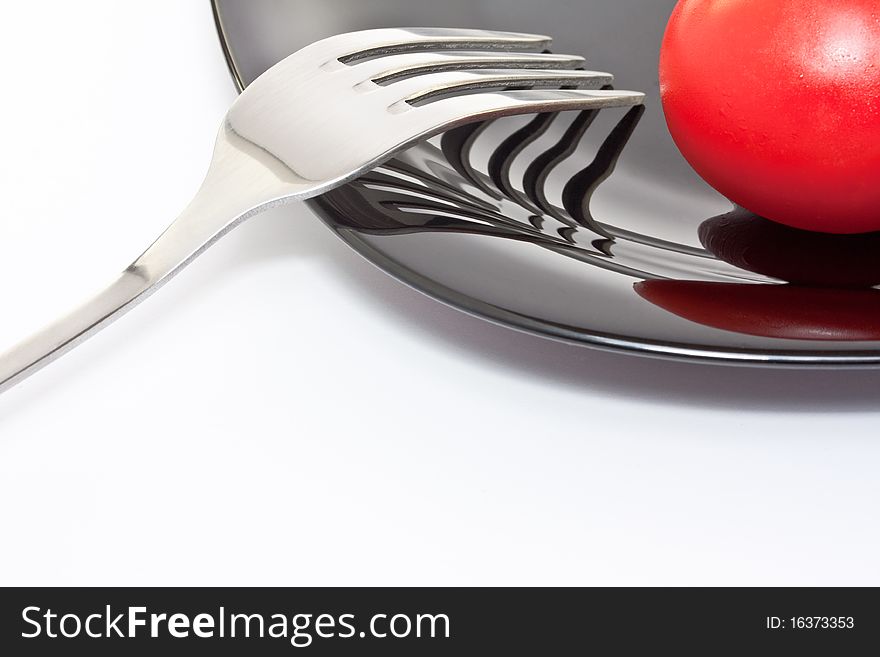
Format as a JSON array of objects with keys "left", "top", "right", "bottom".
[{"left": 0, "top": 1, "right": 878, "bottom": 586}]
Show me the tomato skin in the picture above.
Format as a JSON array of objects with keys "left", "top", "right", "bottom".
[{"left": 660, "top": 0, "right": 880, "bottom": 234}]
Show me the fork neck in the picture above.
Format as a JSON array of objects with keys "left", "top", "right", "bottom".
[{"left": 129, "top": 122, "right": 316, "bottom": 289}]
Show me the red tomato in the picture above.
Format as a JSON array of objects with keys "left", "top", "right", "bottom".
[{"left": 659, "top": 0, "right": 880, "bottom": 234}]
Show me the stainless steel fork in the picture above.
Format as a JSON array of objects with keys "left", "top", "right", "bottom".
[{"left": 0, "top": 27, "right": 644, "bottom": 393}]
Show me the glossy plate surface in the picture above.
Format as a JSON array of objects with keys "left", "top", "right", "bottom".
[{"left": 212, "top": 0, "right": 880, "bottom": 366}]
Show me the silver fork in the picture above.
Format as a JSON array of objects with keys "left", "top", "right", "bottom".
[{"left": 0, "top": 27, "right": 643, "bottom": 393}]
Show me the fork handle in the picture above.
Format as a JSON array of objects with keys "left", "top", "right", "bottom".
[
  {"left": 0, "top": 270, "right": 158, "bottom": 393},
  {"left": 0, "top": 125, "right": 309, "bottom": 394}
]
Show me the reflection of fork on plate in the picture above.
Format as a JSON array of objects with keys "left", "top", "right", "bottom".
[{"left": 328, "top": 104, "right": 880, "bottom": 344}]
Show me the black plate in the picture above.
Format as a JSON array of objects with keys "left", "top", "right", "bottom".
[{"left": 212, "top": 0, "right": 880, "bottom": 366}]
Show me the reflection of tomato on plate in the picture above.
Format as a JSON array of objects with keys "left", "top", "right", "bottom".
[
  {"left": 660, "top": 0, "right": 880, "bottom": 234},
  {"left": 635, "top": 281, "right": 880, "bottom": 341}
]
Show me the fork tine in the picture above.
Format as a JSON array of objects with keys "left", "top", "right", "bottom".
[
  {"left": 318, "top": 28, "right": 552, "bottom": 64},
  {"left": 385, "top": 69, "right": 616, "bottom": 106},
  {"left": 354, "top": 51, "right": 587, "bottom": 85},
  {"left": 410, "top": 88, "right": 646, "bottom": 126}
]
